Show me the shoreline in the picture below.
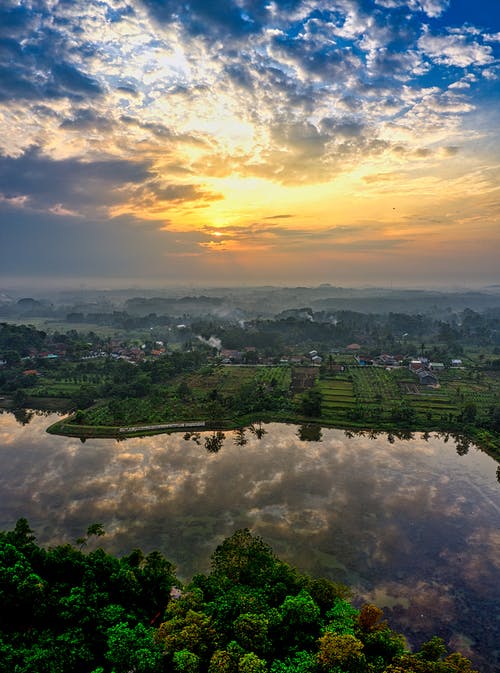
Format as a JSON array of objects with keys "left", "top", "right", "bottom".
[{"left": 43, "top": 410, "right": 500, "bottom": 463}]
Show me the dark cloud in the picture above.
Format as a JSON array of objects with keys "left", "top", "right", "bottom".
[
  {"left": 60, "top": 108, "right": 114, "bottom": 130},
  {"left": 150, "top": 183, "right": 221, "bottom": 202},
  {"left": 120, "top": 115, "right": 208, "bottom": 147},
  {"left": 271, "top": 31, "right": 360, "bottom": 80},
  {"left": 223, "top": 63, "right": 256, "bottom": 91},
  {"left": 0, "top": 147, "right": 152, "bottom": 212},
  {"left": 51, "top": 63, "right": 102, "bottom": 97},
  {"left": 319, "top": 117, "right": 365, "bottom": 138},
  {"left": 139, "top": 0, "right": 265, "bottom": 40},
  {"left": 0, "top": 146, "right": 220, "bottom": 223}
]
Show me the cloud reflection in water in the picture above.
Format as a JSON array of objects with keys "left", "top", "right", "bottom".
[{"left": 0, "top": 413, "right": 498, "bottom": 671}]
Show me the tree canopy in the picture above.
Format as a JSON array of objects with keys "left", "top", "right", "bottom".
[{"left": 0, "top": 522, "right": 481, "bottom": 673}]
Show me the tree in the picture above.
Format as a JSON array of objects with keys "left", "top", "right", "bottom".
[
  {"left": 233, "top": 613, "right": 270, "bottom": 655},
  {"left": 173, "top": 649, "right": 201, "bottom": 673},
  {"left": 460, "top": 402, "right": 477, "bottom": 424},
  {"left": 279, "top": 590, "right": 321, "bottom": 650},
  {"left": 238, "top": 652, "right": 267, "bottom": 673},
  {"left": 390, "top": 401, "right": 416, "bottom": 425},
  {"left": 324, "top": 599, "right": 358, "bottom": 636},
  {"left": 418, "top": 636, "right": 447, "bottom": 662},
  {"left": 3, "top": 349, "right": 21, "bottom": 367},
  {"left": 270, "top": 651, "right": 315, "bottom": 673},
  {"left": 300, "top": 389, "right": 322, "bottom": 417},
  {"left": 210, "top": 529, "right": 277, "bottom": 587},
  {"left": 358, "top": 603, "right": 386, "bottom": 632},
  {"left": 141, "top": 550, "right": 177, "bottom": 615},
  {"left": 12, "top": 389, "right": 26, "bottom": 407},
  {"left": 317, "top": 632, "right": 366, "bottom": 672},
  {"left": 177, "top": 380, "right": 193, "bottom": 401},
  {"left": 106, "top": 622, "right": 163, "bottom": 673},
  {"left": 209, "top": 649, "right": 237, "bottom": 673}
]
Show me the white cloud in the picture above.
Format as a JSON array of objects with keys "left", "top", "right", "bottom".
[
  {"left": 418, "top": 29, "right": 494, "bottom": 68},
  {"left": 375, "top": 0, "right": 450, "bottom": 18},
  {"left": 414, "top": 0, "right": 450, "bottom": 18}
]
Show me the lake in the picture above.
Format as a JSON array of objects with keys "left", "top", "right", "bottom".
[{"left": 0, "top": 411, "right": 499, "bottom": 671}]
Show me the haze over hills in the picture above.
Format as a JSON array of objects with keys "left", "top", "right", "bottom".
[{"left": 2, "top": 285, "right": 500, "bottom": 322}]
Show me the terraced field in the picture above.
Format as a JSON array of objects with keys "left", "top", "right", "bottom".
[
  {"left": 350, "top": 367, "right": 400, "bottom": 403},
  {"left": 317, "top": 377, "right": 356, "bottom": 421}
]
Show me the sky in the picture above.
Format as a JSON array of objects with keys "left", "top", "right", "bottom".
[{"left": 0, "top": 0, "right": 499, "bottom": 289}]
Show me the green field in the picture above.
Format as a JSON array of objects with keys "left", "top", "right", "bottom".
[{"left": 36, "top": 361, "right": 500, "bottom": 460}]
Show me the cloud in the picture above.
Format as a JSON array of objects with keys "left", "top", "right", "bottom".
[
  {"left": 0, "top": 0, "right": 499, "bottom": 285},
  {"left": 375, "top": 1, "right": 449, "bottom": 18},
  {"left": 0, "top": 143, "right": 223, "bottom": 224},
  {"left": 139, "top": 0, "right": 265, "bottom": 40},
  {"left": 418, "top": 28, "right": 495, "bottom": 68},
  {"left": 0, "top": 146, "right": 152, "bottom": 215},
  {"left": 0, "top": 3, "right": 102, "bottom": 102},
  {"left": 193, "top": 218, "right": 411, "bottom": 256}
]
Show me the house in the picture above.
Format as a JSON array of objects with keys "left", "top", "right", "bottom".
[
  {"left": 429, "top": 362, "right": 445, "bottom": 371},
  {"left": 451, "top": 359, "right": 463, "bottom": 367},
  {"left": 311, "top": 355, "right": 323, "bottom": 365},
  {"left": 355, "top": 355, "right": 373, "bottom": 366},
  {"left": 220, "top": 349, "right": 243, "bottom": 363},
  {"left": 346, "top": 343, "right": 361, "bottom": 351},
  {"left": 376, "top": 354, "right": 399, "bottom": 367},
  {"left": 416, "top": 369, "right": 438, "bottom": 386}
]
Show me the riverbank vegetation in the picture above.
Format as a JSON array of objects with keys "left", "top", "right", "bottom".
[
  {"left": 0, "top": 520, "right": 481, "bottom": 673},
  {"left": 1, "top": 315, "right": 500, "bottom": 460}
]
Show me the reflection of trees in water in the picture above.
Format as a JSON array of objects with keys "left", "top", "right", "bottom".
[
  {"left": 435, "top": 432, "right": 471, "bottom": 456},
  {"left": 13, "top": 408, "right": 34, "bottom": 425},
  {"left": 297, "top": 424, "right": 322, "bottom": 442},
  {"left": 205, "top": 431, "right": 225, "bottom": 453},
  {"left": 233, "top": 428, "right": 248, "bottom": 446},
  {"left": 497, "top": 465, "right": 500, "bottom": 483},
  {"left": 183, "top": 432, "right": 201, "bottom": 445},
  {"left": 249, "top": 421, "right": 267, "bottom": 440},
  {"left": 454, "top": 434, "right": 471, "bottom": 456}
]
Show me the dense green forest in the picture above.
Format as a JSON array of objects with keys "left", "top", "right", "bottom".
[{"left": 0, "top": 521, "right": 480, "bottom": 673}]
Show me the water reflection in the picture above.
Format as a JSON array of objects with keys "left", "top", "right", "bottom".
[
  {"left": 204, "top": 431, "right": 225, "bottom": 453},
  {"left": 298, "top": 424, "right": 323, "bottom": 442},
  {"left": 233, "top": 428, "right": 248, "bottom": 446},
  {"left": 0, "top": 413, "right": 498, "bottom": 672}
]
